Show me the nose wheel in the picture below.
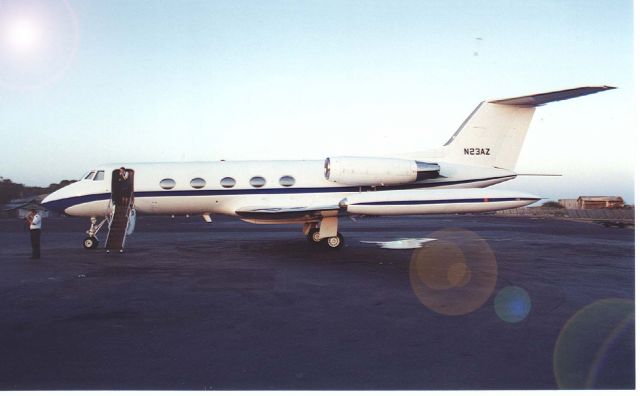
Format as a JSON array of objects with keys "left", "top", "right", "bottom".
[
  {"left": 83, "top": 216, "right": 106, "bottom": 249},
  {"left": 83, "top": 236, "right": 99, "bottom": 249}
]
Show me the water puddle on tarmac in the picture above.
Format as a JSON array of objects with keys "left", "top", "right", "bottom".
[{"left": 360, "top": 238, "right": 437, "bottom": 249}]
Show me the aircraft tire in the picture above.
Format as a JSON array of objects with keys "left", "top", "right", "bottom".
[
  {"left": 325, "top": 233, "right": 344, "bottom": 249},
  {"left": 307, "top": 229, "right": 322, "bottom": 243},
  {"left": 83, "top": 237, "right": 98, "bottom": 249}
]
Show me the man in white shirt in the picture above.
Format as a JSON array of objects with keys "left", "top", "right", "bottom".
[{"left": 27, "top": 209, "right": 41, "bottom": 259}]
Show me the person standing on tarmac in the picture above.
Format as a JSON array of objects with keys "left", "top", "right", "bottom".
[{"left": 26, "top": 209, "right": 42, "bottom": 259}]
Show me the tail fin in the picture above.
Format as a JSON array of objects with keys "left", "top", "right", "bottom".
[{"left": 442, "top": 86, "right": 615, "bottom": 170}]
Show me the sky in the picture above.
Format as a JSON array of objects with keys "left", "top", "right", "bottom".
[{"left": 0, "top": 0, "right": 635, "bottom": 202}]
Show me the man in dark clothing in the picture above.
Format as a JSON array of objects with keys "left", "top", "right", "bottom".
[
  {"left": 116, "top": 167, "right": 131, "bottom": 206},
  {"left": 26, "top": 209, "right": 41, "bottom": 259}
]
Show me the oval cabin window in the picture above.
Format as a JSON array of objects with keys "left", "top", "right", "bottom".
[
  {"left": 249, "top": 176, "right": 266, "bottom": 188},
  {"left": 190, "top": 177, "right": 206, "bottom": 189},
  {"left": 279, "top": 175, "right": 295, "bottom": 187},
  {"left": 220, "top": 177, "right": 236, "bottom": 188},
  {"left": 159, "top": 178, "right": 176, "bottom": 190}
]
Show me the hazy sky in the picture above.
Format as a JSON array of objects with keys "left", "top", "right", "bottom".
[{"left": 0, "top": 0, "right": 635, "bottom": 202}]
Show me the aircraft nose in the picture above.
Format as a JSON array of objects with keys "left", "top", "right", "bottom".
[{"left": 42, "top": 190, "right": 71, "bottom": 215}]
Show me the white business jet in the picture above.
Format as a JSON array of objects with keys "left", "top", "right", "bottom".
[{"left": 42, "top": 86, "right": 614, "bottom": 250}]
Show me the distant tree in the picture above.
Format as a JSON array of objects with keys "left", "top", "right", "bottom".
[
  {"left": 0, "top": 178, "right": 77, "bottom": 205},
  {"left": 46, "top": 179, "right": 76, "bottom": 192},
  {"left": 0, "top": 179, "right": 24, "bottom": 204}
]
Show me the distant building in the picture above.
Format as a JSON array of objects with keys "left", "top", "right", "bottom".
[
  {"left": 558, "top": 196, "right": 626, "bottom": 210},
  {"left": 577, "top": 196, "right": 625, "bottom": 209},
  {"left": 558, "top": 199, "right": 579, "bottom": 209},
  {"left": 2, "top": 194, "right": 50, "bottom": 218}
]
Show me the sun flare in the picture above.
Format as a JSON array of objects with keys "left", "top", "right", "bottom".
[
  {"left": 0, "top": 0, "right": 79, "bottom": 89},
  {"left": 4, "top": 16, "right": 43, "bottom": 54}
]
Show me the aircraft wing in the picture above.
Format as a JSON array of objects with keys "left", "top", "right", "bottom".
[{"left": 235, "top": 205, "right": 341, "bottom": 222}]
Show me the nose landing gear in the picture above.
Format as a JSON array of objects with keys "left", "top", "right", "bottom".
[
  {"left": 83, "top": 236, "right": 99, "bottom": 249},
  {"left": 83, "top": 216, "right": 107, "bottom": 249}
]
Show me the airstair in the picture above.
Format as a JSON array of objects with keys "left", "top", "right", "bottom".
[
  {"left": 105, "top": 168, "right": 135, "bottom": 253},
  {"left": 105, "top": 195, "right": 135, "bottom": 252}
]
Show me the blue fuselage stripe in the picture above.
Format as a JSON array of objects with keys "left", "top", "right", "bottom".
[
  {"left": 42, "top": 175, "right": 513, "bottom": 213},
  {"left": 352, "top": 197, "right": 536, "bottom": 206}
]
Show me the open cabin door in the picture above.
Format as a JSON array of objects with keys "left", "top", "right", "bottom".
[
  {"left": 110, "top": 168, "right": 134, "bottom": 203},
  {"left": 105, "top": 168, "right": 135, "bottom": 252}
]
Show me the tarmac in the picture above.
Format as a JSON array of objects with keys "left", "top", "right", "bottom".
[{"left": 0, "top": 214, "right": 634, "bottom": 390}]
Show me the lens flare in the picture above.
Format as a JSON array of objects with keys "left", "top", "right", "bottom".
[
  {"left": 553, "top": 298, "right": 634, "bottom": 389},
  {"left": 494, "top": 286, "right": 531, "bottom": 323},
  {"left": 409, "top": 228, "right": 497, "bottom": 316},
  {"left": 0, "top": 0, "right": 79, "bottom": 90},
  {"left": 4, "top": 17, "right": 43, "bottom": 54}
]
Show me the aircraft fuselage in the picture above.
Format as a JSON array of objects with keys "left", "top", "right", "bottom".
[{"left": 43, "top": 159, "right": 519, "bottom": 219}]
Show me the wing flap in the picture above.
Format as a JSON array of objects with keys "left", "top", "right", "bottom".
[{"left": 235, "top": 205, "right": 340, "bottom": 221}]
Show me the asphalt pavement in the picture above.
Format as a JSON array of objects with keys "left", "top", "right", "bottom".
[{"left": 0, "top": 215, "right": 634, "bottom": 390}]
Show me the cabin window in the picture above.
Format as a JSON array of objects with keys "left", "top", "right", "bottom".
[
  {"left": 94, "top": 170, "right": 105, "bottom": 181},
  {"left": 279, "top": 175, "right": 295, "bottom": 187},
  {"left": 190, "top": 177, "right": 206, "bottom": 189},
  {"left": 159, "top": 178, "right": 176, "bottom": 190},
  {"left": 84, "top": 171, "right": 95, "bottom": 180},
  {"left": 249, "top": 176, "right": 266, "bottom": 188},
  {"left": 220, "top": 177, "right": 236, "bottom": 188}
]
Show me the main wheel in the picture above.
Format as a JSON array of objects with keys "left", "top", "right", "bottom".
[
  {"left": 83, "top": 237, "right": 99, "bottom": 249},
  {"left": 325, "top": 233, "right": 344, "bottom": 249},
  {"left": 307, "top": 228, "right": 322, "bottom": 243}
]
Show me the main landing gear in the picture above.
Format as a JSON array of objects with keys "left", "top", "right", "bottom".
[
  {"left": 83, "top": 216, "right": 107, "bottom": 250},
  {"left": 304, "top": 219, "right": 345, "bottom": 249},
  {"left": 325, "top": 233, "right": 344, "bottom": 249}
]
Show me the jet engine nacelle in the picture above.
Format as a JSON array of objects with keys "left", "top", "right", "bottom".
[{"left": 324, "top": 156, "right": 439, "bottom": 186}]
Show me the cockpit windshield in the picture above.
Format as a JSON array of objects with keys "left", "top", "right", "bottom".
[{"left": 81, "top": 170, "right": 105, "bottom": 181}]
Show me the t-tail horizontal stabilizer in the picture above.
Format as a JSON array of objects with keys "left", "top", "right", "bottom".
[
  {"left": 441, "top": 86, "right": 616, "bottom": 170},
  {"left": 489, "top": 86, "right": 616, "bottom": 107}
]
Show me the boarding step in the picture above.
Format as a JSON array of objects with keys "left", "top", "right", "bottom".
[{"left": 105, "top": 200, "right": 132, "bottom": 252}]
